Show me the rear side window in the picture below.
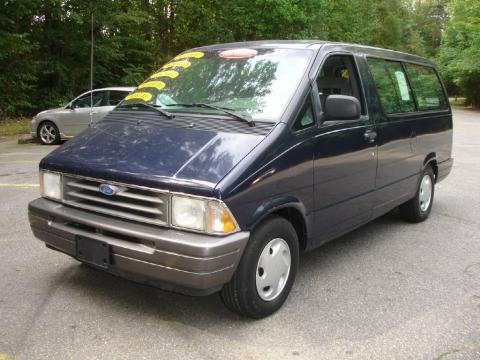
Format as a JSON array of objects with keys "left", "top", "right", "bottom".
[
  {"left": 404, "top": 64, "right": 447, "bottom": 111},
  {"left": 367, "top": 58, "right": 415, "bottom": 114}
]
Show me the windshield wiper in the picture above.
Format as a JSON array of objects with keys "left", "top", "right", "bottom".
[
  {"left": 117, "top": 102, "right": 174, "bottom": 119},
  {"left": 165, "top": 103, "right": 255, "bottom": 127}
]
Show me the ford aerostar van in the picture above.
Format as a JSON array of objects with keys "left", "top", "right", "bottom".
[{"left": 29, "top": 41, "right": 453, "bottom": 318}]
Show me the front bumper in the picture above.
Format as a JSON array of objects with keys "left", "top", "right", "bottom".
[{"left": 28, "top": 198, "right": 249, "bottom": 296}]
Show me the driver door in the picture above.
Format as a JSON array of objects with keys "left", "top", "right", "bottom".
[{"left": 312, "top": 54, "right": 377, "bottom": 245}]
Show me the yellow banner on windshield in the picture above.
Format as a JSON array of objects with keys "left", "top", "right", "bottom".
[
  {"left": 174, "top": 51, "right": 204, "bottom": 60},
  {"left": 138, "top": 81, "right": 166, "bottom": 90},
  {"left": 150, "top": 70, "right": 179, "bottom": 79},
  {"left": 125, "top": 92, "right": 153, "bottom": 102},
  {"left": 162, "top": 60, "right": 191, "bottom": 69}
]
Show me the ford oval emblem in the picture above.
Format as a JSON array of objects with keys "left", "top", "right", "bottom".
[{"left": 99, "top": 184, "right": 118, "bottom": 196}]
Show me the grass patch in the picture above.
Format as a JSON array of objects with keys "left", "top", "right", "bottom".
[
  {"left": 0, "top": 354, "right": 15, "bottom": 360},
  {"left": 449, "top": 98, "right": 480, "bottom": 110},
  {"left": 0, "top": 117, "right": 31, "bottom": 136},
  {"left": 434, "top": 349, "right": 461, "bottom": 360},
  {"left": 449, "top": 97, "right": 467, "bottom": 107}
]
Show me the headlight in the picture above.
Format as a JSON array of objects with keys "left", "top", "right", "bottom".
[
  {"left": 40, "top": 171, "right": 62, "bottom": 201},
  {"left": 171, "top": 195, "right": 238, "bottom": 234}
]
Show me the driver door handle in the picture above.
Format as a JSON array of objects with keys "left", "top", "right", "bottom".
[{"left": 364, "top": 129, "right": 377, "bottom": 143}]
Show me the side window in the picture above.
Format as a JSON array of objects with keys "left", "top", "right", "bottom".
[
  {"left": 316, "top": 55, "right": 364, "bottom": 113},
  {"left": 404, "top": 64, "right": 447, "bottom": 111},
  {"left": 72, "top": 92, "right": 104, "bottom": 109},
  {"left": 94, "top": 91, "right": 108, "bottom": 106},
  {"left": 107, "top": 90, "right": 128, "bottom": 106},
  {"left": 72, "top": 94, "right": 90, "bottom": 108},
  {"left": 367, "top": 58, "right": 415, "bottom": 114},
  {"left": 292, "top": 96, "right": 314, "bottom": 131}
]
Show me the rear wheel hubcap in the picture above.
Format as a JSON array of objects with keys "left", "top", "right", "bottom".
[{"left": 419, "top": 174, "right": 432, "bottom": 212}]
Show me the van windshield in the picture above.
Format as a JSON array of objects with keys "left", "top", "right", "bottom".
[{"left": 122, "top": 48, "right": 313, "bottom": 122}]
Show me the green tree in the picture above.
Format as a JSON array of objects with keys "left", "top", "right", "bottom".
[
  {"left": 308, "top": 0, "right": 426, "bottom": 54},
  {"left": 438, "top": 0, "right": 480, "bottom": 106},
  {"left": 1, "top": 0, "right": 474, "bottom": 116},
  {"left": 0, "top": 0, "right": 40, "bottom": 116},
  {"left": 411, "top": 0, "right": 449, "bottom": 57}
]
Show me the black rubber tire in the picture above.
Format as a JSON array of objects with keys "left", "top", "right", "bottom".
[
  {"left": 38, "top": 120, "right": 61, "bottom": 145},
  {"left": 399, "top": 165, "right": 435, "bottom": 223},
  {"left": 220, "top": 215, "right": 299, "bottom": 319}
]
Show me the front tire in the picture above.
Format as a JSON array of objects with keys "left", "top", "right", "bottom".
[
  {"left": 400, "top": 165, "right": 435, "bottom": 223},
  {"left": 38, "top": 121, "right": 60, "bottom": 145},
  {"left": 220, "top": 215, "right": 299, "bottom": 319}
]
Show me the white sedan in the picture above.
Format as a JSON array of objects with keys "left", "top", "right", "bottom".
[{"left": 31, "top": 87, "right": 135, "bottom": 145}]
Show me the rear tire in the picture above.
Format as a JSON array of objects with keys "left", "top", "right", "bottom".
[
  {"left": 220, "top": 215, "right": 299, "bottom": 319},
  {"left": 38, "top": 121, "right": 61, "bottom": 145},
  {"left": 400, "top": 165, "right": 435, "bottom": 223}
]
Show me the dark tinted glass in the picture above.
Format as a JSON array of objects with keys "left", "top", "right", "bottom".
[
  {"left": 404, "top": 64, "right": 447, "bottom": 111},
  {"left": 108, "top": 91, "right": 129, "bottom": 105},
  {"left": 368, "top": 58, "right": 415, "bottom": 114},
  {"left": 73, "top": 92, "right": 104, "bottom": 108}
]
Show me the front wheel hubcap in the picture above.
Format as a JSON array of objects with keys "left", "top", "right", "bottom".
[
  {"left": 40, "top": 124, "right": 57, "bottom": 144},
  {"left": 256, "top": 238, "right": 291, "bottom": 301},
  {"left": 419, "top": 174, "right": 433, "bottom": 212}
]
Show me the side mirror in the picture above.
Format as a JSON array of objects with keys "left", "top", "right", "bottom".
[
  {"left": 66, "top": 103, "right": 74, "bottom": 110},
  {"left": 323, "top": 95, "right": 361, "bottom": 121}
]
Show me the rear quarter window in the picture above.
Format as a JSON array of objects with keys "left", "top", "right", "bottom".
[{"left": 404, "top": 64, "right": 448, "bottom": 111}]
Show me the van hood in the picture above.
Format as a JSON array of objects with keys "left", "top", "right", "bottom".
[{"left": 40, "top": 115, "right": 267, "bottom": 196}]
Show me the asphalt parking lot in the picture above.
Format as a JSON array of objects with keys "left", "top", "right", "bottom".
[{"left": 0, "top": 108, "right": 479, "bottom": 360}]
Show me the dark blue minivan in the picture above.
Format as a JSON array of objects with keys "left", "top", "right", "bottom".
[{"left": 29, "top": 41, "right": 453, "bottom": 318}]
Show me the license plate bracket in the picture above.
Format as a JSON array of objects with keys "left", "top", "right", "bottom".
[{"left": 76, "top": 235, "right": 110, "bottom": 269}]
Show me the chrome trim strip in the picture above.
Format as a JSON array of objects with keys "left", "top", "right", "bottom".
[
  {"left": 65, "top": 180, "right": 164, "bottom": 204},
  {"left": 65, "top": 191, "right": 164, "bottom": 215},
  {"left": 62, "top": 173, "right": 169, "bottom": 193},
  {"left": 62, "top": 200, "right": 167, "bottom": 226}
]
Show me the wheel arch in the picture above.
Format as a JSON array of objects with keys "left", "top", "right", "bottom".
[
  {"left": 423, "top": 153, "right": 438, "bottom": 182},
  {"left": 249, "top": 196, "right": 310, "bottom": 251},
  {"left": 37, "top": 119, "right": 59, "bottom": 135}
]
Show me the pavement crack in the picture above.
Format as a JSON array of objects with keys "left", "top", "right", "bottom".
[
  {"left": 13, "top": 266, "right": 76, "bottom": 356},
  {"left": 435, "top": 212, "right": 480, "bottom": 227},
  {"left": 463, "top": 262, "right": 480, "bottom": 278}
]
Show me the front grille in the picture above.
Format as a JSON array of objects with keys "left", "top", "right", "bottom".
[{"left": 62, "top": 175, "right": 169, "bottom": 226}]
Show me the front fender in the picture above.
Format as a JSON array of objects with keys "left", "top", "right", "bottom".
[{"left": 248, "top": 195, "right": 311, "bottom": 238}]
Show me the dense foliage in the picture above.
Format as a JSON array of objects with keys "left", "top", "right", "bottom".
[
  {"left": 0, "top": 0, "right": 476, "bottom": 116},
  {"left": 438, "top": 0, "right": 480, "bottom": 107}
]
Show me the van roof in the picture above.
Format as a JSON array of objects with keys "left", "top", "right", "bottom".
[{"left": 193, "top": 40, "right": 435, "bottom": 67}]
